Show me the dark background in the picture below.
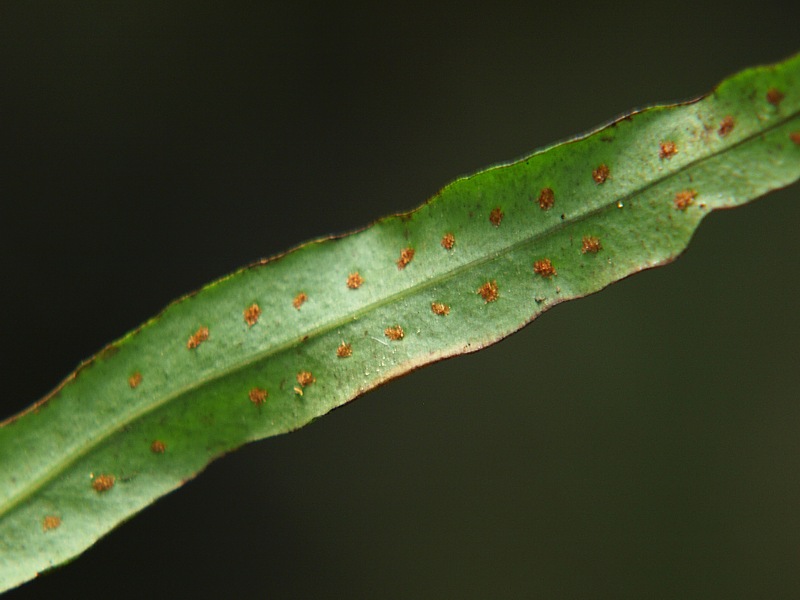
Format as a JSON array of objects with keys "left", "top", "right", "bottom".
[{"left": 2, "top": 2, "right": 799, "bottom": 598}]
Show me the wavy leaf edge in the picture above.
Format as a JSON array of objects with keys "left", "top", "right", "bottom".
[{"left": 2, "top": 52, "right": 799, "bottom": 592}]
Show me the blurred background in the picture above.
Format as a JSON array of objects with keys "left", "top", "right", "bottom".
[{"left": 1, "top": 1, "right": 799, "bottom": 597}]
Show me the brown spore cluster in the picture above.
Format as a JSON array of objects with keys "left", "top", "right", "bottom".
[
  {"left": 150, "top": 440, "right": 167, "bottom": 453},
  {"left": 243, "top": 303, "right": 262, "bottom": 326},
  {"left": 592, "top": 164, "right": 610, "bottom": 184},
  {"left": 718, "top": 116, "right": 735, "bottom": 137},
  {"left": 659, "top": 141, "right": 678, "bottom": 159},
  {"left": 187, "top": 327, "right": 209, "bottom": 349},
  {"left": 336, "top": 342, "right": 352, "bottom": 358},
  {"left": 92, "top": 474, "right": 115, "bottom": 493},
  {"left": 248, "top": 387, "right": 268, "bottom": 405},
  {"left": 384, "top": 325, "right": 405, "bottom": 341},
  {"left": 537, "top": 187, "right": 555, "bottom": 210},
  {"left": 293, "top": 292, "right": 308, "bottom": 309},
  {"left": 346, "top": 272, "right": 364, "bottom": 289},
  {"left": 441, "top": 233, "right": 456, "bottom": 250},
  {"left": 673, "top": 189, "right": 697, "bottom": 211},
  {"left": 128, "top": 372, "right": 143, "bottom": 389},
  {"left": 397, "top": 247, "right": 415, "bottom": 269},
  {"left": 431, "top": 302, "right": 450, "bottom": 316},
  {"left": 766, "top": 87, "right": 785, "bottom": 106},
  {"left": 533, "top": 259, "right": 557, "bottom": 278},
  {"left": 489, "top": 207, "right": 504, "bottom": 227},
  {"left": 42, "top": 515, "right": 62, "bottom": 532},
  {"left": 296, "top": 371, "right": 315, "bottom": 387},
  {"left": 790, "top": 132, "right": 800, "bottom": 145},
  {"left": 581, "top": 236, "right": 602, "bottom": 254},
  {"left": 477, "top": 280, "right": 499, "bottom": 303}
]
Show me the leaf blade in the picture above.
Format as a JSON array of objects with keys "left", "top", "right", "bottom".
[{"left": 2, "top": 53, "right": 799, "bottom": 591}]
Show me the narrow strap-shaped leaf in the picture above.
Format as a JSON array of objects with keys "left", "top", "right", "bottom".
[{"left": 2, "top": 53, "right": 799, "bottom": 592}]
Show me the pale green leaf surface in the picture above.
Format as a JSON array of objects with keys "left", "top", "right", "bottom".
[{"left": 1, "top": 53, "right": 799, "bottom": 592}]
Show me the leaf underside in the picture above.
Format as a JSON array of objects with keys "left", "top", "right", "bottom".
[{"left": 2, "top": 53, "right": 799, "bottom": 592}]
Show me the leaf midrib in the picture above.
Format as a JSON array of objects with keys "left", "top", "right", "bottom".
[{"left": 2, "top": 104, "right": 797, "bottom": 521}]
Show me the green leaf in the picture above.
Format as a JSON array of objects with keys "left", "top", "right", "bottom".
[{"left": 2, "top": 53, "right": 799, "bottom": 592}]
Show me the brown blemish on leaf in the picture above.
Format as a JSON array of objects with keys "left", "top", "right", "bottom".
[
  {"left": 766, "top": 87, "right": 785, "bottom": 106},
  {"left": 659, "top": 141, "right": 678, "bottom": 159},
  {"left": 790, "top": 131, "right": 800, "bottom": 145},
  {"left": 150, "top": 440, "right": 167, "bottom": 454},
  {"left": 431, "top": 302, "right": 450, "bottom": 316},
  {"left": 92, "top": 474, "right": 115, "bottom": 493},
  {"left": 477, "top": 280, "right": 499, "bottom": 303},
  {"left": 673, "top": 189, "right": 697, "bottom": 211},
  {"left": 592, "top": 164, "right": 610, "bottom": 184},
  {"left": 42, "top": 515, "right": 61, "bottom": 532},
  {"left": 346, "top": 272, "right": 364, "bottom": 289},
  {"left": 581, "top": 236, "right": 602, "bottom": 254},
  {"left": 384, "top": 325, "right": 405, "bottom": 341},
  {"left": 292, "top": 292, "right": 308, "bottom": 309},
  {"left": 336, "top": 342, "right": 353, "bottom": 358},
  {"left": 128, "top": 372, "right": 143, "bottom": 389},
  {"left": 397, "top": 247, "right": 415, "bottom": 269},
  {"left": 243, "top": 303, "right": 261, "bottom": 326},
  {"left": 296, "top": 371, "right": 315, "bottom": 387},
  {"left": 533, "top": 259, "right": 557, "bottom": 278},
  {"left": 537, "top": 187, "right": 555, "bottom": 210},
  {"left": 489, "top": 207, "right": 504, "bottom": 227},
  {"left": 248, "top": 387, "right": 268, "bottom": 405},
  {"left": 99, "top": 345, "right": 120, "bottom": 360},
  {"left": 186, "top": 327, "right": 209, "bottom": 350},
  {"left": 718, "top": 115, "right": 735, "bottom": 137},
  {"left": 441, "top": 232, "right": 455, "bottom": 250}
]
